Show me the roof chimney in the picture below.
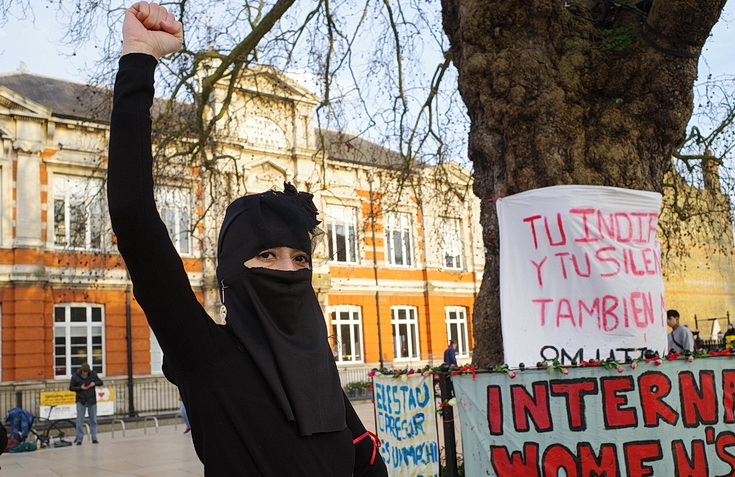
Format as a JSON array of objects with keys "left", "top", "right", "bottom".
[{"left": 702, "top": 150, "right": 721, "bottom": 192}]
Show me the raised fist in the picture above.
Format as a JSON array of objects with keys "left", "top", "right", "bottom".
[{"left": 122, "top": 1, "right": 183, "bottom": 59}]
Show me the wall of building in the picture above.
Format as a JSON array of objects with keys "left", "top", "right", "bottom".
[
  {"left": 660, "top": 171, "right": 735, "bottom": 336},
  {"left": 1, "top": 67, "right": 734, "bottom": 386},
  {"left": 0, "top": 68, "right": 484, "bottom": 384}
]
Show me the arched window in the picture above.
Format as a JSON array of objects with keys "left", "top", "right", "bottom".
[
  {"left": 385, "top": 212, "right": 413, "bottom": 266},
  {"left": 325, "top": 205, "right": 359, "bottom": 264},
  {"left": 440, "top": 217, "right": 463, "bottom": 269},
  {"left": 53, "top": 303, "right": 105, "bottom": 378},
  {"left": 391, "top": 306, "right": 420, "bottom": 360},
  {"left": 53, "top": 175, "right": 105, "bottom": 251},
  {"left": 156, "top": 186, "right": 192, "bottom": 255},
  {"left": 150, "top": 328, "right": 164, "bottom": 375},
  {"left": 329, "top": 306, "right": 364, "bottom": 363},
  {"left": 445, "top": 306, "right": 470, "bottom": 357}
]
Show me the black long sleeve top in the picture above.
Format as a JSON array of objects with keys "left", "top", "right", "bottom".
[{"left": 107, "top": 53, "right": 386, "bottom": 476}]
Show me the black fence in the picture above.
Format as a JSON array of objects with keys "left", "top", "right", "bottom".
[
  {"left": 3, "top": 372, "right": 464, "bottom": 474},
  {"left": 1, "top": 367, "right": 377, "bottom": 420},
  {"left": 0, "top": 375, "right": 181, "bottom": 420}
]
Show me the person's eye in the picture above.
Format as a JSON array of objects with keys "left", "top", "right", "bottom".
[
  {"left": 258, "top": 251, "right": 275, "bottom": 259},
  {"left": 294, "top": 254, "right": 309, "bottom": 263}
]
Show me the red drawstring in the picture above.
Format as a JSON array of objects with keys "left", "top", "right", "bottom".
[{"left": 353, "top": 430, "right": 381, "bottom": 465}]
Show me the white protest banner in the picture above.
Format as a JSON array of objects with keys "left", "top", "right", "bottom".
[
  {"left": 373, "top": 374, "right": 439, "bottom": 477},
  {"left": 454, "top": 358, "right": 735, "bottom": 476},
  {"left": 496, "top": 185, "right": 666, "bottom": 366},
  {"left": 40, "top": 387, "right": 115, "bottom": 420}
]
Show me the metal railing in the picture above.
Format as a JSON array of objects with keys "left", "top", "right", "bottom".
[
  {"left": 0, "top": 375, "right": 181, "bottom": 419},
  {"left": 337, "top": 366, "right": 374, "bottom": 386},
  {"left": 1, "top": 367, "right": 385, "bottom": 419}
]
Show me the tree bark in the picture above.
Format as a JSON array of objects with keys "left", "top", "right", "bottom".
[{"left": 441, "top": 0, "right": 728, "bottom": 366}]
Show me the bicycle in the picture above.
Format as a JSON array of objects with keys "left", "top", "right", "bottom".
[{"left": 29, "top": 405, "right": 77, "bottom": 448}]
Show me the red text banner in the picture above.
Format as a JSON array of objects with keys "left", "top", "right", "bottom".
[
  {"left": 454, "top": 359, "right": 735, "bottom": 476},
  {"left": 496, "top": 185, "right": 666, "bottom": 366}
]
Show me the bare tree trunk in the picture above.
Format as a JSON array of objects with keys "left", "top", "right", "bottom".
[{"left": 442, "top": 0, "right": 728, "bottom": 366}]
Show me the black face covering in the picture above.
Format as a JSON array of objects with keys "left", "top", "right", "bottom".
[{"left": 216, "top": 184, "right": 345, "bottom": 436}]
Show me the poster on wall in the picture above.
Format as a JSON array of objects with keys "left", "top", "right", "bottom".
[
  {"left": 496, "top": 185, "right": 666, "bottom": 366},
  {"left": 454, "top": 359, "right": 735, "bottom": 476},
  {"left": 39, "top": 387, "right": 115, "bottom": 420},
  {"left": 373, "top": 374, "right": 439, "bottom": 477}
]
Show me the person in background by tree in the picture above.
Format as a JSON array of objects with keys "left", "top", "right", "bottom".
[
  {"left": 723, "top": 323, "right": 735, "bottom": 348},
  {"left": 667, "top": 310, "right": 694, "bottom": 353},
  {"left": 692, "top": 329, "right": 705, "bottom": 350},
  {"left": 69, "top": 363, "right": 102, "bottom": 445},
  {"left": 443, "top": 340, "right": 458, "bottom": 366},
  {"left": 107, "top": 3, "right": 386, "bottom": 475}
]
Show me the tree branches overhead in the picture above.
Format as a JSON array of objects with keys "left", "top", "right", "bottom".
[{"left": 5, "top": 0, "right": 468, "bottom": 180}]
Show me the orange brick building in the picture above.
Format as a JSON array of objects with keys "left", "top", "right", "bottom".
[
  {"left": 0, "top": 65, "right": 483, "bottom": 388},
  {"left": 0, "top": 63, "right": 732, "bottom": 391}
]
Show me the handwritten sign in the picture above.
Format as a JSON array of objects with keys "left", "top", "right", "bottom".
[
  {"left": 374, "top": 374, "right": 439, "bottom": 477},
  {"left": 40, "top": 387, "right": 115, "bottom": 420},
  {"left": 496, "top": 185, "right": 666, "bottom": 366},
  {"left": 454, "top": 359, "right": 735, "bottom": 476}
]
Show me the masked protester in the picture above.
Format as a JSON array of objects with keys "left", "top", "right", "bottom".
[{"left": 107, "top": 3, "right": 386, "bottom": 476}]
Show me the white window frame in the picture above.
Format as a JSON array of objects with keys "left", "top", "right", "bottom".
[
  {"left": 391, "top": 306, "right": 420, "bottom": 360},
  {"left": 156, "top": 185, "right": 193, "bottom": 255},
  {"left": 0, "top": 304, "right": 3, "bottom": 382},
  {"left": 53, "top": 175, "right": 105, "bottom": 251},
  {"left": 329, "top": 305, "right": 364, "bottom": 363},
  {"left": 325, "top": 205, "right": 359, "bottom": 264},
  {"left": 445, "top": 306, "right": 470, "bottom": 358},
  {"left": 53, "top": 303, "right": 105, "bottom": 378},
  {"left": 150, "top": 328, "right": 164, "bottom": 375},
  {"left": 440, "top": 217, "right": 463, "bottom": 270},
  {"left": 0, "top": 166, "right": 3, "bottom": 244},
  {"left": 385, "top": 212, "right": 413, "bottom": 266}
]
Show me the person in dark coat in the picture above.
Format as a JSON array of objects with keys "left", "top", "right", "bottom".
[
  {"left": 69, "top": 363, "right": 103, "bottom": 444},
  {"left": 107, "top": 3, "right": 386, "bottom": 475},
  {"left": 443, "top": 340, "right": 458, "bottom": 366},
  {"left": 724, "top": 323, "right": 735, "bottom": 348}
]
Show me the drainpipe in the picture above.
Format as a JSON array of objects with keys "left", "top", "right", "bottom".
[
  {"left": 125, "top": 282, "right": 136, "bottom": 417},
  {"left": 369, "top": 176, "right": 385, "bottom": 369}
]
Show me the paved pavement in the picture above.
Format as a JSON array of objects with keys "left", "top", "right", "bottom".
[{"left": 2, "top": 402, "right": 377, "bottom": 476}]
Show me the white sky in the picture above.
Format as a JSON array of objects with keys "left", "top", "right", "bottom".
[{"left": 0, "top": 3, "right": 732, "bottom": 89}]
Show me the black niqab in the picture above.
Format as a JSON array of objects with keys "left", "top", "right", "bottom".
[{"left": 216, "top": 184, "right": 345, "bottom": 436}]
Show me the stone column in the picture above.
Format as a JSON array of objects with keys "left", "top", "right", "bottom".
[{"left": 13, "top": 140, "right": 43, "bottom": 248}]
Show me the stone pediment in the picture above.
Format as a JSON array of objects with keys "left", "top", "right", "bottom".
[
  {"left": 234, "top": 65, "right": 319, "bottom": 106},
  {"left": 435, "top": 161, "right": 472, "bottom": 184},
  {"left": 245, "top": 159, "right": 292, "bottom": 192},
  {"left": 0, "top": 86, "right": 51, "bottom": 119}
]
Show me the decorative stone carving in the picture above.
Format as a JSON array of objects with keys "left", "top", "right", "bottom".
[
  {"left": 240, "top": 116, "right": 290, "bottom": 149},
  {"left": 13, "top": 141, "right": 44, "bottom": 154}
]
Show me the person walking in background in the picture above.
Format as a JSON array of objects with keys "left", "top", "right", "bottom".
[
  {"left": 443, "top": 340, "right": 458, "bottom": 366},
  {"left": 179, "top": 397, "right": 191, "bottom": 434},
  {"left": 667, "top": 310, "right": 694, "bottom": 353},
  {"left": 69, "top": 363, "right": 102, "bottom": 445}
]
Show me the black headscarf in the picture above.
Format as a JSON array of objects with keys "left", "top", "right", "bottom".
[{"left": 216, "top": 183, "right": 345, "bottom": 436}]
